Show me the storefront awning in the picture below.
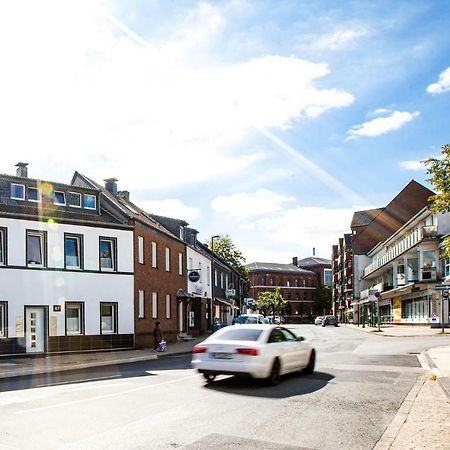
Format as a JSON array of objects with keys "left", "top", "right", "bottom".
[
  {"left": 214, "top": 297, "right": 240, "bottom": 310},
  {"left": 380, "top": 283, "right": 414, "bottom": 300},
  {"left": 176, "top": 289, "right": 195, "bottom": 299}
]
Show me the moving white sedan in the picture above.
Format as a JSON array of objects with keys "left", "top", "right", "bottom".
[{"left": 191, "top": 325, "right": 315, "bottom": 385}]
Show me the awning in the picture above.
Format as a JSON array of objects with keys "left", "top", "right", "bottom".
[
  {"left": 176, "top": 289, "right": 195, "bottom": 299},
  {"left": 214, "top": 298, "right": 239, "bottom": 310},
  {"left": 380, "top": 283, "right": 414, "bottom": 300}
]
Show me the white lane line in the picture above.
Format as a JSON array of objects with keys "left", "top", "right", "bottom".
[
  {"left": 15, "top": 373, "right": 198, "bottom": 415},
  {"left": 35, "top": 375, "right": 121, "bottom": 388}
]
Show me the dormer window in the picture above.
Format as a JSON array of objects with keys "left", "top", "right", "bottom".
[
  {"left": 11, "top": 183, "right": 25, "bottom": 200},
  {"left": 84, "top": 194, "right": 96, "bottom": 210},
  {"left": 54, "top": 191, "right": 66, "bottom": 206},
  {"left": 27, "top": 187, "right": 41, "bottom": 202},
  {"left": 68, "top": 192, "right": 82, "bottom": 208}
]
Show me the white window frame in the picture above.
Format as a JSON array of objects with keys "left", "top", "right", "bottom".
[
  {"left": 65, "top": 234, "right": 82, "bottom": 269},
  {"left": 100, "top": 302, "right": 117, "bottom": 334},
  {"left": 54, "top": 191, "right": 66, "bottom": 206},
  {"left": 0, "top": 302, "right": 6, "bottom": 337},
  {"left": 225, "top": 274, "right": 229, "bottom": 289},
  {"left": 99, "top": 238, "right": 116, "bottom": 272},
  {"left": 151, "top": 242, "right": 157, "bottom": 268},
  {"left": 152, "top": 292, "right": 158, "bottom": 319},
  {"left": 68, "top": 192, "right": 82, "bottom": 208},
  {"left": 27, "top": 186, "right": 41, "bottom": 203},
  {"left": 179, "top": 226, "right": 184, "bottom": 240},
  {"left": 84, "top": 194, "right": 97, "bottom": 210},
  {"left": 138, "top": 236, "right": 144, "bottom": 264},
  {"left": 138, "top": 290, "right": 145, "bottom": 319},
  {"left": 166, "top": 294, "right": 171, "bottom": 319},
  {"left": 65, "top": 302, "right": 83, "bottom": 335},
  {"left": 11, "top": 183, "right": 25, "bottom": 200},
  {"left": 207, "top": 266, "right": 210, "bottom": 286},
  {"left": 220, "top": 273, "right": 224, "bottom": 289},
  {"left": 0, "top": 228, "right": 6, "bottom": 266},
  {"left": 178, "top": 252, "right": 183, "bottom": 275},
  {"left": 165, "top": 247, "right": 170, "bottom": 272},
  {"left": 215, "top": 270, "right": 218, "bottom": 287},
  {"left": 26, "top": 230, "right": 46, "bottom": 267}
]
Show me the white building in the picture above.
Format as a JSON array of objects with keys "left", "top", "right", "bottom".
[
  {"left": 359, "top": 206, "right": 450, "bottom": 326},
  {"left": 0, "top": 164, "right": 134, "bottom": 355}
]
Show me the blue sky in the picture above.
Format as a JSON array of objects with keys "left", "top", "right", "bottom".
[{"left": 0, "top": 0, "right": 449, "bottom": 263}]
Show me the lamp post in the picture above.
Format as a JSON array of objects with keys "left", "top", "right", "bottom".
[{"left": 210, "top": 235, "right": 219, "bottom": 331}]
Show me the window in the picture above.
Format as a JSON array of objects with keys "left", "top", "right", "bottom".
[
  {"left": 99, "top": 238, "right": 116, "bottom": 271},
  {"left": 27, "top": 186, "right": 41, "bottom": 202},
  {"left": 65, "top": 302, "right": 83, "bottom": 335},
  {"left": 178, "top": 253, "right": 183, "bottom": 275},
  {"left": 138, "top": 236, "right": 144, "bottom": 264},
  {"left": 324, "top": 269, "right": 332, "bottom": 286},
  {"left": 207, "top": 266, "right": 210, "bottom": 286},
  {"left": 215, "top": 270, "right": 218, "bottom": 287},
  {"left": 445, "top": 258, "right": 450, "bottom": 278},
  {"left": 220, "top": 273, "right": 224, "bottom": 289},
  {"left": 11, "top": 183, "right": 25, "bottom": 200},
  {"left": 152, "top": 292, "right": 158, "bottom": 318},
  {"left": 165, "top": 248, "right": 170, "bottom": 272},
  {"left": 100, "top": 302, "right": 117, "bottom": 334},
  {"left": 0, "top": 228, "right": 6, "bottom": 266},
  {"left": 179, "top": 226, "right": 184, "bottom": 240},
  {"left": 151, "top": 242, "right": 157, "bottom": 268},
  {"left": 54, "top": 191, "right": 66, "bottom": 205},
  {"left": 65, "top": 234, "right": 83, "bottom": 269},
  {"left": 198, "top": 262, "right": 202, "bottom": 282},
  {"left": 166, "top": 294, "right": 171, "bottom": 319},
  {"left": 0, "top": 302, "right": 6, "bottom": 337},
  {"left": 225, "top": 274, "right": 229, "bottom": 289},
  {"left": 68, "top": 192, "right": 82, "bottom": 208},
  {"left": 84, "top": 194, "right": 96, "bottom": 210},
  {"left": 26, "top": 230, "right": 46, "bottom": 267},
  {"left": 138, "top": 290, "right": 145, "bottom": 318}
]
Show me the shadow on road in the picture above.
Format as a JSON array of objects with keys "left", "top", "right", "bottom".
[{"left": 203, "top": 371, "right": 334, "bottom": 399}]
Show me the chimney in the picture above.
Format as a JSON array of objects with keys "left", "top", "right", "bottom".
[
  {"left": 292, "top": 257, "right": 298, "bottom": 266},
  {"left": 313, "top": 248, "right": 316, "bottom": 256},
  {"left": 104, "top": 178, "right": 118, "bottom": 196},
  {"left": 118, "top": 190, "right": 130, "bottom": 202},
  {"left": 15, "top": 162, "right": 28, "bottom": 178}
]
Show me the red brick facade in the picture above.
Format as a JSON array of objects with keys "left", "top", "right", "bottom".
[{"left": 133, "top": 221, "right": 186, "bottom": 348}]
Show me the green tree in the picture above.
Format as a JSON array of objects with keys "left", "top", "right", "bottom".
[
  {"left": 206, "top": 235, "right": 246, "bottom": 270},
  {"left": 423, "top": 144, "right": 450, "bottom": 257},
  {"left": 255, "top": 288, "right": 287, "bottom": 318},
  {"left": 313, "top": 285, "right": 332, "bottom": 315}
]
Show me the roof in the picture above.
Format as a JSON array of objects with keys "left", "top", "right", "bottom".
[
  {"left": 72, "top": 172, "right": 179, "bottom": 240},
  {"left": 351, "top": 208, "right": 384, "bottom": 228},
  {"left": 245, "top": 262, "right": 316, "bottom": 275},
  {"left": 296, "top": 257, "right": 332, "bottom": 268}
]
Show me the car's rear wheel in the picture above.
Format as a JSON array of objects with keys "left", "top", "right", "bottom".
[
  {"left": 203, "top": 373, "right": 216, "bottom": 383},
  {"left": 303, "top": 350, "right": 315, "bottom": 375},
  {"left": 266, "top": 358, "right": 280, "bottom": 386}
]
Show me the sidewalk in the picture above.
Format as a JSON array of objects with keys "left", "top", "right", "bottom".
[
  {"left": 344, "top": 322, "right": 450, "bottom": 337},
  {"left": 0, "top": 337, "right": 205, "bottom": 380}
]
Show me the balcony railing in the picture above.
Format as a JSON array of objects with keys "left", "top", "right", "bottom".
[{"left": 363, "top": 226, "right": 427, "bottom": 278}]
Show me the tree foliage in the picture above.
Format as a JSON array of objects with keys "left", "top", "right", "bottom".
[
  {"left": 255, "top": 288, "right": 287, "bottom": 317},
  {"left": 423, "top": 144, "right": 450, "bottom": 257},
  {"left": 206, "top": 234, "right": 247, "bottom": 272},
  {"left": 313, "top": 285, "right": 332, "bottom": 315}
]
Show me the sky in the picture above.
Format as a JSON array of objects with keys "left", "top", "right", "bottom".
[{"left": 0, "top": 0, "right": 449, "bottom": 264}]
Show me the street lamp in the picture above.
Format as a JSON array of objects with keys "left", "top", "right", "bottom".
[{"left": 210, "top": 235, "right": 220, "bottom": 331}]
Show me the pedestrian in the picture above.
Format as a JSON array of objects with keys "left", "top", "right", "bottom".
[{"left": 153, "top": 321, "right": 163, "bottom": 351}]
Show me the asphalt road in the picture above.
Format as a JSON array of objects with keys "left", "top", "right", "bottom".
[{"left": 0, "top": 325, "right": 447, "bottom": 450}]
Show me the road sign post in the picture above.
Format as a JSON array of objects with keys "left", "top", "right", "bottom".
[{"left": 435, "top": 285, "right": 450, "bottom": 333}]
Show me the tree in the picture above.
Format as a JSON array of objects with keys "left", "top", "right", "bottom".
[
  {"left": 423, "top": 144, "right": 450, "bottom": 257},
  {"left": 255, "top": 289, "right": 287, "bottom": 318},
  {"left": 313, "top": 285, "right": 332, "bottom": 315},
  {"left": 206, "top": 234, "right": 247, "bottom": 273}
]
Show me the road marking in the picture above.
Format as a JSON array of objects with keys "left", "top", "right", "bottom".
[
  {"left": 35, "top": 374, "right": 121, "bottom": 387},
  {"left": 15, "top": 373, "right": 198, "bottom": 415}
]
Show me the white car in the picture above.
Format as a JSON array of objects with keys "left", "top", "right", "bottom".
[
  {"left": 191, "top": 324, "right": 315, "bottom": 385},
  {"left": 233, "top": 314, "right": 265, "bottom": 324}
]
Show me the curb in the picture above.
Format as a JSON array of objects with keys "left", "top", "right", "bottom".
[
  {"left": 373, "top": 375, "right": 425, "bottom": 450},
  {"left": 424, "top": 350, "right": 450, "bottom": 400}
]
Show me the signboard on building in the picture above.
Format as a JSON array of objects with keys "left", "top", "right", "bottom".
[
  {"left": 225, "top": 289, "right": 236, "bottom": 298},
  {"left": 188, "top": 271, "right": 200, "bottom": 283},
  {"left": 392, "top": 297, "right": 402, "bottom": 323}
]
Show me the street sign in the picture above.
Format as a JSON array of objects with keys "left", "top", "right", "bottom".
[{"left": 188, "top": 271, "right": 200, "bottom": 282}]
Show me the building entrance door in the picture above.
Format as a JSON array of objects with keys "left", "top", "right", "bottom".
[{"left": 25, "top": 307, "right": 45, "bottom": 353}]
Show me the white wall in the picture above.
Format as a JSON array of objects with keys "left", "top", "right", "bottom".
[
  {"left": 187, "top": 246, "right": 211, "bottom": 299},
  {"left": 0, "top": 217, "right": 134, "bottom": 337}
]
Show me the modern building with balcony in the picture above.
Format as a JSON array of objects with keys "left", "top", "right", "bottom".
[{"left": 359, "top": 206, "right": 450, "bottom": 326}]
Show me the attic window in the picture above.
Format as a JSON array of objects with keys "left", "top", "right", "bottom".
[
  {"left": 54, "top": 191, "right": 66, "bottom": 205},
  {"left": 68, "top": 192, "right": 82, "bottom": 208},
  {"left": 11, "top": 183, "right": 25, "bottom": 200},
  {"left": 84, "top": 194, "right": 96, "bottom": 210}
]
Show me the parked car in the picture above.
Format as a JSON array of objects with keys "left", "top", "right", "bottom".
[
  {"left": 314, "top": 316, "right": 324, "bottom": 325},
  {"left": 233, "top": 314, "right": 265, "bottom": 325},
  {"left": 321, "top": 315, "right": 338, "bottom": 327},
  {"left": 191, "top": 324, "right": 316, "bottom": 385}
]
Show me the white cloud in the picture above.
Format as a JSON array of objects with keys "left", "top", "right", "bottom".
[
  {"left": 0, "top": 0, "right": 354, "bottom": 190},
  {"left": 137, "top": 199, "right": 200, "bottom": 221},
  {"left": 427, "top": 67, "right": 450, "bottom": 95},
  {"left": 347, "top": 111, "right": 420, "bottom": 139},
  {"left": 211, "top": 189, "right": 295, "bottom": 219},
  {"left": 241, "top": 206, "right": 357, "bottom": 262},
  {"left": 312, "top": 29, "right": 367, "bottom": 50},
  {"left": 398, "top": 160, "right": 424, "bottom": 171}
]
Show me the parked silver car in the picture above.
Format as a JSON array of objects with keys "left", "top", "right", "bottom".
[{"left": 314, "top": 316, "right": 324, "bottom": 325}]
